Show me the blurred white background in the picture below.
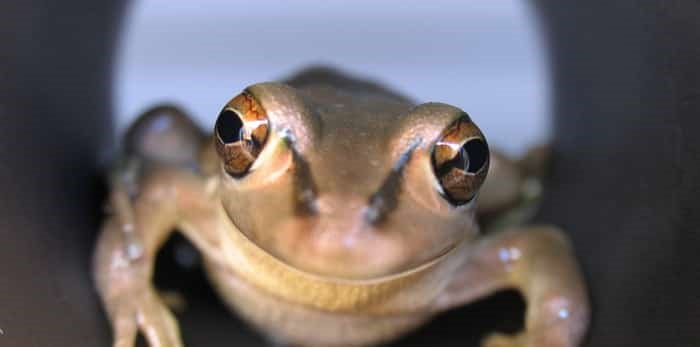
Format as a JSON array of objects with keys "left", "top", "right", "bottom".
[{"left": 116, "top": 1, "right": 548, "bottom": 155}]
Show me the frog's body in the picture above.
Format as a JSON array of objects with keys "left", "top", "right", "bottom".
[{"left": 94, "top": 67, "right": 589, "bottom": 347}]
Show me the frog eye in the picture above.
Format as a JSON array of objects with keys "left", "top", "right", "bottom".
[
  {"left": 215, "top": 92, "right": 269, "bottom": 177},
  {"left": 431, "top": 116, "right": 489, "bottom": 205}
]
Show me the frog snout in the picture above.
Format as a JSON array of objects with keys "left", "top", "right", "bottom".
[
  {"left": 272, "top": 194, "right": 412, "bottom": 278},
  {"left": 314, "top": 195, "right": 370, "bottom": 229}
]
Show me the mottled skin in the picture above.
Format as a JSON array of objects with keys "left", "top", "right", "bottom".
[{"left": 94, "top": 68, "right": 589, "bottom": 347}]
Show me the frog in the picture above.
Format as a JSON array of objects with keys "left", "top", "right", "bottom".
[{"left": 93, "top": 67, "right": 589, "bottom": 347}]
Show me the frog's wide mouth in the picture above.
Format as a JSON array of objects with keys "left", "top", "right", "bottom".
[{"left": 220, "top": 203, "right": 464, "bottom": 284}]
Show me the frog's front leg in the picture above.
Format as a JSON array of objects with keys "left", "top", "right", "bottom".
[
  {"left": 94, "top": 172, "right": 220, "bottom": 347},
  {"left": 435, "top": 226, "right": 589, "bottom": 347}
]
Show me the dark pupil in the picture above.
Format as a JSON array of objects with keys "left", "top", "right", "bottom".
[
  {"left": 442, "top": 138, "right": 488, "bottom": 174},
  {"left": 464, "top": 138, "right": 488, "bottom": 173},
  {"left": 451, "top": 147, "right": 470, "bottom": 173},
  {"left": 215, "top": 110, "right": 243, "bottom": 143}
]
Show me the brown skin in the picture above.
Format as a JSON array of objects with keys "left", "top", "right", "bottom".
[{"left": 94, "top": 68, "right": 589, "bottom": 347}]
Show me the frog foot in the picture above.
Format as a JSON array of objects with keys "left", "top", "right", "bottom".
[{"left": 109, "top": 287, "right": 184, "bottom": 347}]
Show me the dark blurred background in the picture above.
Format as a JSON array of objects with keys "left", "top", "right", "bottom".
[{"left": 1, "top": 1, "right": 699, "bottom": 346}]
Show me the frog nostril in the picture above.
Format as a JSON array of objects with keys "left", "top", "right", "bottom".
[{"left": 290, "top": 142, "right": 319, "bottom": 215}]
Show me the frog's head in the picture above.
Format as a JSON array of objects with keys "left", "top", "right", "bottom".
[{"left": 214, "top": 82, "right": 489, "bottom": 280}]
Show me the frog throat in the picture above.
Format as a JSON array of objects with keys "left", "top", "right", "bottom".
[{"left": 215, "top": 205, "right": 463, "bottom": 314}]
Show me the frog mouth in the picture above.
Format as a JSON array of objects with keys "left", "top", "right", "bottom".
[
  {"left": 218, "top": 205, "right": 465, "bottom": 313},
  {"left": 221, "top": 195, "right": 466, "bottom": 280}
]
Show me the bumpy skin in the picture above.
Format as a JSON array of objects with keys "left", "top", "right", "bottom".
[{"left": 94, "top": 67, "right": 589, "bottom": 347}]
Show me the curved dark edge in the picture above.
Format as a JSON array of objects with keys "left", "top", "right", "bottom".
[
  {"left": 0, "top": 1, "right": 128, "bottom": 346},
  {"left": 532, "top": 1, "right": 700, "bottom": 346}
]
